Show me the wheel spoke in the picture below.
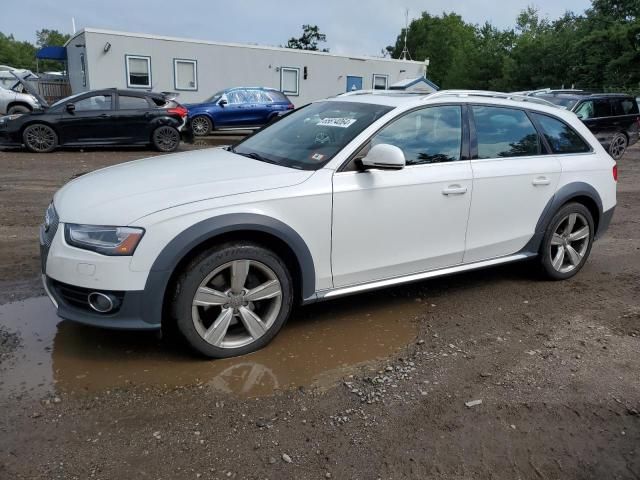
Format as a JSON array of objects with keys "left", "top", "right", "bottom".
[
  {"left": 565, "top": 244, "right": 582, "bottom": 266},
  {"left": 564, "top": 213, "right": 577, "bottom": 235},
  {"left": 203, "top": 308, "right": 234, "bottom": 346},
  {"left": 238, "top": 306, "right": 267, "bottom": 339},
  {"left": 551, "top": 233, "right": 564, "bottom": 246},
  {"left": 569, "top": 226, "right": 589, "bottom": 241},
  {"left": 193, "top": 286, "right": 228, "bottom": 307},
  {"left": 230, "top": 260, "right": 250, "bottom": 293},
  {"left": 245, "top": 280, "right": 281, "bottom": 302},
  {"left": 552, "top": 246, "right": 565, "bottom": 270}
]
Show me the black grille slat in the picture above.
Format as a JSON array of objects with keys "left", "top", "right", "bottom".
[{"left": 50, "top": 279, "right": 125, "bottom": 314}]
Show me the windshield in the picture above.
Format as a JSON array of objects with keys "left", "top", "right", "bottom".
[
  {"left": 205, "top": 91, "right": 224, "bottom": 103},
  {"left": 232, "top": 101, "right": 393, "bottom": 170},
  {"left": 535, "top": 95, "right": 578, "bottom": 110}
]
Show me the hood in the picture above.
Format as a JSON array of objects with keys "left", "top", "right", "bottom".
[
  {"left": 53, "top": 148, "right": 314, "bottom": 225},
  {"left": 10, "top": 71, "right": 47, "bottom": 107}
]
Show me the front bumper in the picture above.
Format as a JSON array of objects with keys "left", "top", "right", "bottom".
[{"left": 42, "top": 275, "right": 158, "bottom": 330}]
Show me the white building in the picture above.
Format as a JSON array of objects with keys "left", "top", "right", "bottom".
[{"left": 64, "top": 28, "right": 428, "bottom": 105}]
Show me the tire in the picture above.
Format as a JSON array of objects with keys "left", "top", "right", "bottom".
[
  {"left": 8, "top": 105, "right": 30, "bottom": 115},
  {"left": 191, "top": 115, "right": 212, "bottom": 136},
  {"left": 152, "top": 125, "right": 181, "bottom": 152},
  {"left": 608, "top": 133, "right": 627, "bottom": 160},
  {"left": 539, "top": 202, "right": 594, "bottom": 280},
  {"left": 23, "top": 123, "right": 58, "bottom": 153},
  {"left": 172, "top": 242, "right": 294, "bottom": 358}
]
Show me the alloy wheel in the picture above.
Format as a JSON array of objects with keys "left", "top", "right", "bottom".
[
  {"left": 191, "top": 259, "right": 283, "bottom": 349},
  {"left": 609, "top": 134, "right": 627, "bottom": 160},
  {"left": 549, "top": 212, "right": 590, "bottom": 274},
  {"left": 154, "top": 126, "right": 180, "bottom": 151},
  {"left": 24, "top": 125, "right": 56, "bottom": 152},
  {"left": 191, "top": 117, "right": 210, "bottom": 136}
]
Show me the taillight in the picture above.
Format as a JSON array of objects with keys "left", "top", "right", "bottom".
[
  {"left": 636, "top": 116, "right": 640, "bottom": 129},
  {"left": 613, "top": 164, "right": 618, "bottom": 182},
  {"left": 168, "top": 106, "right": 188, "bottom": 118},
  {"left": 287, "top": 103, "right": 294, "bottom": 110}
]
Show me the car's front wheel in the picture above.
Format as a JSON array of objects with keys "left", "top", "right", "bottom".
[
  {"left": 609, "top": 132, "right": 628, "bottom": 160},
  {"left": 23, "top": 124, "right": 58, "bottom": 153},
  {"left": 8, "top": 104, "right": 30, "bottom": 115},
  {"left": 172, "top": 243, "right": 294, "bottom": 358},
  {"left": 152, "top": 125, "right": 181, "bottom": 152},
  {"left": 191, "top": 115, "right": 212, "bottom": 136},
  {"left": 540, "top": 202, "right": 594, "bottom": 280}
]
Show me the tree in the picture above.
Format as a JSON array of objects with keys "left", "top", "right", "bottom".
[
  {"left": 285, "top": 25, "right": 329, "bottom": 52},
  {"left": 36, "top": 29, "right": 70, "bottom": 48}
]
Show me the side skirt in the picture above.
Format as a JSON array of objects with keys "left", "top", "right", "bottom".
[{"left": 314, "top": 253, "right": 537, "bottom": 302}]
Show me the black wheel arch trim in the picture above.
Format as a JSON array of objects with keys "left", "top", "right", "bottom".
[
  {"left": 141, "top": 213, "right": 316, "bottom": 326},
  {"left": 519, "top": 181, "right": 607, "bottom": 255}
]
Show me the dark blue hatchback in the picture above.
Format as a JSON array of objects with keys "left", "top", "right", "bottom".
[{"left": 186, "top": 87, "right": 294, "bottom": 136}]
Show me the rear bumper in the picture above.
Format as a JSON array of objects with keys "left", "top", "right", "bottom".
[
  {"left": 596, "top": 206, "right": 615, "bottom": 240},
  {"left": 43, "top": 275, "right": 159, "bottom": 330}
]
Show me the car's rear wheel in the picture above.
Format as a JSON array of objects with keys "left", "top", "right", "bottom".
[
  {"left": 152, "top": 125, "right": 180, "bottom": 152},
  {"left": 539, "top": 202, "right": 594, "bottom": 280},
  {"left": 8, "top": 104, "right": 30, "bottom": 115},
  {"left": 191, "top": 116, "right": 212, "bottom": 136},
  {"left": 609, "top": 133, "right": 627, "bottom": 160},
  {"left": 23, "top": 124, "right": 58, "bottom": 153},
  {"left": 172, "top": 243, "right": 293, "bottom": 358}
]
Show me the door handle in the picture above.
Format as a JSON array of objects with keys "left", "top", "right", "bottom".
[
  {"left": 532, "top": 176, "right": 551, "bottom": 186},
  {"left": 442, "top": 185, "right": 468, "bottom": 195}
]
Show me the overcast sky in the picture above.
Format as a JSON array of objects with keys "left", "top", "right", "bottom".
[{"left": 3, "top": 0, "right": 592, "bottom": 57}]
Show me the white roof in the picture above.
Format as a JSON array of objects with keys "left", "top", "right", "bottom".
[{"left": 66, "top": 28, "right": 426, "bottom": 65}]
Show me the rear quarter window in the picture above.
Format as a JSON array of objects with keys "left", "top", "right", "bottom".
[
  {"left": 531, "top": 113, "right": 591, "bottom": 154},
  {"left": 265, "top": 91, "right": 290, "bottom": 103},
  {"left": 613, "top": 98, "right": 639, "bottom": 115}
]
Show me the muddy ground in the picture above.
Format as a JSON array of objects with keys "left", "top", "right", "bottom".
[{"left": 0, "top": 141, "right": 639, "bottom": 480}]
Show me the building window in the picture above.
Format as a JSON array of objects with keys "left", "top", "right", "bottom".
[
  {"left": 174, "top": 59, "right": 198, "bottom": 91},
  {"left": 280, "top": 67, "right": 299, "bottom": 96},
  {"left": 125, "top": 55, "right": 152, "bottom": 88},
  {"left": 80, "top": 53, "right": 86, "bottom": 87},
  {"left": 372, "top": 74, "right": 388, "bottom": 90}
]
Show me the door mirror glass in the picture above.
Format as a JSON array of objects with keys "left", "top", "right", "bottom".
[
  {"left": 219, "top": 99, "right": 228, "bottom": 107},
  {"left": 66, "top": 103, "right": 75, "bottom": 113},
  {"left": 360, "top": 144, "right": 405, "bottom": 170}
]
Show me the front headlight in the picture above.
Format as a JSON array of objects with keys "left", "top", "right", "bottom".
[
  {"left": 64, "top": 224, "right": 145, "bottom": 256},
  {"left": 0, "top": 114, "right": 24, "bottom": 123}
]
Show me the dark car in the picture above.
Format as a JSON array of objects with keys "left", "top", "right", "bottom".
[
  {"left": 0, "top": 88, "right": 191, "bottom": 153},
  {"left": 186, "top": 87, "right": 294, "bottom": 136},
  {"left": 532, "top": 92, "right": 639, "bottom": 160}
]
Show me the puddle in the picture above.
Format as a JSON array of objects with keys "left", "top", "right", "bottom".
[{"left": 0, "top": 293, "right": 422, "bottom": 399}]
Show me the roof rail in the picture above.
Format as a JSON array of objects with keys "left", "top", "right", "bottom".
[
  {"left": 337, "top": 89, "right": 426, "bottom": 97},
  {"left": 423, "top": 90, "right": 560, "bottom": 108}
]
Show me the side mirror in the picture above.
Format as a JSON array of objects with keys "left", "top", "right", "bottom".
[
  {"left": 218, "top": 99, "right": 227, "bottom": 107},
  {"left": 66, "top": 103, "right": 76, "bottom": 114},
  {"left": 360, "top": 144, "right": 406, "bottom": 171}
]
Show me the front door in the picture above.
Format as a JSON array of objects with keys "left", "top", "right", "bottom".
[
  {"left": 346, "top": 76, "right": 363, "bottom": 93},
  {"left": 331, "top": 105, "right": 472, "bottom": 287},
  {"left": 59, "top": 93, "right": 115, "bottom": 143},
  {"left": 464, "top": 105, "right": 561, "bottom": 263}
]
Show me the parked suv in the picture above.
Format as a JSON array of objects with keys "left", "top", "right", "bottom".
[
  {"left": 532, "top": 91, "right": 639, "bottom": 160},
  {"left": 0, "top": 78, "right": 41, "bottom": 115},
  {"left": 186, "top": 87, "right": 294, "bottom": 136},
  {"left": 40, "top": 90, "right": 616, "bottom": 358},
  {"left": 0, "top": 89, "right": 192, "bottom": 152}
]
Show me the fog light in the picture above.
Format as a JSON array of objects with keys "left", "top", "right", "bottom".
[{"left": 88, "top": 292, "right": 117, "bottom": 313}]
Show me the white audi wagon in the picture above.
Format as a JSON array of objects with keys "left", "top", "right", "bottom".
[{"left": 40, "top": 90, "right": 617, "bottom": 358}]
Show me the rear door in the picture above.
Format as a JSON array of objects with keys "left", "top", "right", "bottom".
[
  {"left": 574, "top": 99, "right": 614, "bottom": 146},
  {"left": 58, "top": 93, "right": 115, "bottom": 144},
  {"left": 464, "top": 104, "right": 561, "bottom": 263},
  {"left": 114, "top": 93, "right": 154, "bottom": 143}
]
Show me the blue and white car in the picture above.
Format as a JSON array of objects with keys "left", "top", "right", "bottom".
[{"left": 186, "top": 87, "right": 294, "bottom": 136}]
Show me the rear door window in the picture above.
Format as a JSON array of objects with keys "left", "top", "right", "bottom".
[
  {"left": 531, "top": 113, "right": 591, "bottom": 154},
  {"left": 118, "top": 95, "right": 150, "bottom": 110},
  {"left": 472, "top": 106, "right": 540, "bottom": 159}
]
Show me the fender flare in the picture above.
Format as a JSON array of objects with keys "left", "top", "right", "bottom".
[
  {"left": 141, "top": 213, "right": 316, "bottom": 325},
  {"left": 520, "top": 181, "right": 604, "bottom": 255}
]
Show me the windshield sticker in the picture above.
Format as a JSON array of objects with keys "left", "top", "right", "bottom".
[
  {"left": 310, "top": 153, "right": 325, "bottom": 161},
  {"left": 316, "top": 117, "right": 357, "bottom": 128}
]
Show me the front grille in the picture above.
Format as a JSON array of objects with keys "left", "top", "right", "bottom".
[
  {"left": 50, "top": 279, "right": 125, "bottom": 313},
  {"left": 39, "top": 203, "right": 59, "bottom": 274}
]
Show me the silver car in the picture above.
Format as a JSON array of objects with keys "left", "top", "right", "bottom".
[{"left": 0, "top": 75, "right": 41, "bottom": 115}]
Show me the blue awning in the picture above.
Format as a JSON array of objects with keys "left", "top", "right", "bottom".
[{"left": 36, "top": 46, "right": 67, "bottom": 61}]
